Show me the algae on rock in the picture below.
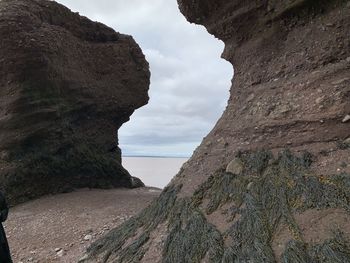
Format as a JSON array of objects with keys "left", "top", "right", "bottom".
[{"left": 83, "top": 150, "right": 350, "bottom": 262}]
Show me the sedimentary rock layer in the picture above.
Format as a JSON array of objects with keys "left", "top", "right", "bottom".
[
  {"left": 0, "top": 0, "right": 150, "bottom": 205},
  {"left": 83, "top": 1, "right": 350, "bottom": 262}
]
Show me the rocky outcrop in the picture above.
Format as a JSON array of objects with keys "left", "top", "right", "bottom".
[
  {"left": 0, "top": 0, "right": 150, "bottom": 205},
  {"left": 83, "top": 1, "right": 350, "bottom": 262}
]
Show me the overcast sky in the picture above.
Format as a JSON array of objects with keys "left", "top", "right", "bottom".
[{"left": 56, "top": 0, "right": 232, "bottom": 157}]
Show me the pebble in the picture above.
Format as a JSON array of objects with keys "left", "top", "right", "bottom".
[
  {"left": 83, "top": 234, "right": 92, "bottom": 241},
  {"left": 342, "top": 115, "right": 350, "bottom": 123},
  {"left": 247, "top": 182, "right": 254, "bottom": 190},
  {"left": 315, "top": 97, "right": 323, "bottom": 104},
  {"left": 57, "top": 249, "right": 64, "bottom": 257},
  {"left": 331, "top": 78, "right": 349, "bottom": 85},
  {"left": 79, "top": 254, "right": 89, "bottom": 262},
  {"left": 226, "top": 158, "right": 244, "bottom": 175}
]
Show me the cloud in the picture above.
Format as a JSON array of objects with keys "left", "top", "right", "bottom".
[{"left": 56, "top": 0, "right": 232, "bottom": 157}]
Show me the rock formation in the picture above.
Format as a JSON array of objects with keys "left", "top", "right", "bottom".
[
  {"left": 0, "top": 0, "right": 150, "bottom": 205},
  {"left": 83, "top": 0, "right": 350, "bottom": 262}
]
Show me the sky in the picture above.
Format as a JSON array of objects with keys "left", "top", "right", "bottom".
[{"left": 56, "top": 0, "right": 232, "bottom": 157}]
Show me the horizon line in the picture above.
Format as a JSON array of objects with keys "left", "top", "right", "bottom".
[{"left": 122, "top": 155, "right": 190, "bottom": 159}]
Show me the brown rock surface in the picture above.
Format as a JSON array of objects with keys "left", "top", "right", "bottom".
[
  {"left": 83, "top": 1, "right": 350, "bottom": 262},
  {"left": 176, "top": 0, "right": 350, "bottom": 196},
  {"left": 0, "top": 0, "right": 150, "bottom": 205}
]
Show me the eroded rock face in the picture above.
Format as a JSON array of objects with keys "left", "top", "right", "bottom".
[
  {"left": 83, "top": 1, "right": 350, "bottom": 262},
  {"left": 0, "top": 0, "right": 150, "bottom": 204},
  {"left": 176, "top": 0, "right": 350, "bottom": 195}
]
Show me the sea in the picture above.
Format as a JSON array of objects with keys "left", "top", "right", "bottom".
[{"left": 122, "top": 157, "right": 189, "bottom": 189}]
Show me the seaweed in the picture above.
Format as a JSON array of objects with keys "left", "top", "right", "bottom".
[
  {"left": 84, "top": 185, "right": 181, "bottom": 262},
  {"left": 309, "top": 230, "right": 350, "bottom": 263},
  {"left": 163, "top": 199, "right": 224, "bottom": 263},
  {"left": 282, "top": 230, "right": 350, "bottom": 263},
  {"left": 190, "top": 150, "right": 350, "bottom": 262},
  {"left": 83, "top": 150, "right": 350, "bottom": 263},
  {"left": 281, "top": 240, "right": 312, "bottom": 263}
]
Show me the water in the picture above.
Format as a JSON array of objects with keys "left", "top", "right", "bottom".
[{"left": 122, "top": 157, "right": 188, "bottom": 188}]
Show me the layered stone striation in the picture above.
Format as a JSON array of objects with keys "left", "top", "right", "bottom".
[
  {"left": 83, "top": 1, "right": 350, "bottom": 262},
  {"left": 0, "top": 0, "right": 150, "bottom": 204},
  {"left": 176, "top": 0, "right": 350, "bottom": 195}
]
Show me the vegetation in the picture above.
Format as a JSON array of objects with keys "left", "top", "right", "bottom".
[{"left": 84, "top": 150, "right": 350, "bottom": 263}]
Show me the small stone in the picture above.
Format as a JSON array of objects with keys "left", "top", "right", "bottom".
[
  {"left": 342, "top": 115, "right": 350, "bottom": 123},
  {"left": 217, "top": 137, "right": 225, "bottom": 144},
  {"left": 54, "top": 248, "right": 62, "bottom": 252},
  {"left": 332, "top": 78, "right": 349, "bottom": 85},
  {"left": 315, "top": 97, "right": 323, "bottom": 104},
  {"left": 130, "top": 176, "right": 145, "bottom": 188},
  {"left": 346, "top": 57, "right": 350, "bottom": 62},
  {"left": 247, "top": 182, "right": 254, "bottom": 190},
  {"left": 79, "top": 254, "right": 89, "bottom": 262},
  {"left": 279, "top": 104, "right": 291, "bottom": 114},
  {"left": 205, "top": 141, "right": 212, "bottom": 147},
  {"left": 246, "top": 93, "right": 255, "bottom": 102},
  {"left": 226, "top": 158, "right": 244, "bottom": 175},
  {"left": 344, "top": 137, "right": 350, "bottom": 145},
  {"left": 83, "top": 234, "right": 92, "bottom": 241},
  {"left": 57, "top": 249, "right": 64, "bottom": 257}
]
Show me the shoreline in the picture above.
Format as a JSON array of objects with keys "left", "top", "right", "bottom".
[{"left": 123, "top": 155, "right": 190, "bottom": 159}]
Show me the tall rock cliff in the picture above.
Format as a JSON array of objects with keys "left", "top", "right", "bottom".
[
  {"left": 83, "top": 1, "right": 350, "bottom": 262},
  {"left": 0, "top": 0, "right": 150, "bottom": 205}
]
